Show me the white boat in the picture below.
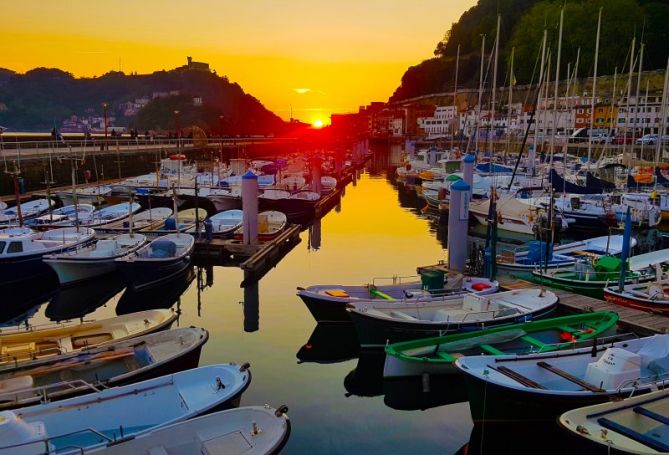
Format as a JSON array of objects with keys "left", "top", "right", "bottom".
[
  {"left": 116, "top": 233, "right": 195, "bottom": 290},
  {"left": 0, "top": 227, "right": 95, "bottom": 285},
  {"left": 44, "top": 233, "right": 147, "bottom": 285},
  {"left": 0, "top": 202, "right": 6, "bottom": 211},
  {"left": 79, "top": 202, "right": 141, "bottom": 227},
  {"left": 97, "top": 207, "right": 173, "bottom": 231},
  {"left": 189, "top": 209, "right": 243, "bottom": 237},
  {"left": 469, "top": 195, "right": 545, "bottom": 235},
  {"left": 56, "top": 185, "right": 112, "bottom": 206},
  {"left": 86, "top": 405, "right": 290, "bottom": 455},
  {"left": 26, "top": 204, "right": 96, "bottom": 228},
  {"left": 0, "top": 199, "right": 53, "bottom": 225},
  {"left": 291, "top": 191, "right": 320, "bottom": 202},
  {"left": 559, "top": 388, "right": 669, "bottom": 454},
  {"left": 234, "top": 211, "right": 287, "bottom": 240},
  {"left": 321, "top": 176, "right": 337, "bottom": 192},
  {"left": 0, "top": 364, "right": 252, "bottom": 455},
  {"left": 347, "top": 288, "right": 558, "bottom": 348}
]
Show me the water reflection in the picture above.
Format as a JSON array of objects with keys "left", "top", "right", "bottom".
[
  {"left": 243, "top": 275, "right": 259, "bottom": 333},
  {"left": 464, "top": 422, "right": 571, "bottom": 455},
  {"left": 343, "top": 350, "right": 385, "bottom": 398},
  {"left": 383, "top": 374, "right": 468, "bottom": 411},
  {"left": 46, "top": 273, "right": 125, "bottom": 321},
  {"left": 308, "top": 218, "right": 322, "bottom": 251},
  {"left": 296, "top": 323, "right": 359, "bottom": 364},
  {"left": 116, "top": 265, "right": 196, "bottom": 316},
  {"left": 0, "top": 273, "right": 58, "bottom": 324}
]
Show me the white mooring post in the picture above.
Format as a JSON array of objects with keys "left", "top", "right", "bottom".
[
  {"left": 447, "top": 179, "right": 471, "bottom": 272},
  {"left": 242, "top": 171, "right": 258, "bottom": 245}
]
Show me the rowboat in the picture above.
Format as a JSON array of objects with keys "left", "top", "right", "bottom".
[
  {"left": 25, "top": 204, "right": 96, "bottom": 229},
  {"left": 347, "top": 288, "right": 558, "bottom": 348},
  {"left": 0, "top": 364, "right": 251, "bottom": 455},
  {"left": 56, "top": 185, "right": 113, "bottom": 206},
  {"left": 140, "top": 208, "right": 207, "bottom": 233},
  {"left": 234, "top": 211, "right": 287, "bottom": 241},
  {"left": 0, "top": 227, "right": 96, "bottom": 285},
  {"left": 0, "top": 309, "right": 177, "bottom": 364},
  {"left": 455, "top": 334, "right": 669, "bottom": 422},
  {"left": 43, "top": 233, "right": 147, "bottom": 285},
  {"left": 79, "top": 202, "right": 142, "bottom": 227},
  {"left": 116, "top": 233, "right": 194, "bottom": 290},
  {"left": 383, "top": 312, "right": 619, "bottom": 379},
  {"left": 97, "top": 207, "right": 173, "bottom": 231},
  {"left": 0, "top": 326, "right": 208, "bottom": 409},
  {"left": 0, "top": 199, "right": 53, "bottom": 225},
  {"left": 86, "top": 405, "right": 290, "bottom": 455},
  {"left": 188, "top": 209, "right": 243, "bottom": 238},
  {"left": 297, "top": 269, "right": 498, "bottom": 323},
  {"left": 559, "top": 388, "right": 669, "bottom": 454}
]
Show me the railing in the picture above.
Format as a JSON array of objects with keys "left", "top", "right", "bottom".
[
  {"left": 0, "top": 378, "right": 104, "bottom": 406},
  {"left": 370, "top": 275, "right": 418, "bottom": 287},
  {"left": 0, "top": 426, "right": 116, "bottom": 454}
]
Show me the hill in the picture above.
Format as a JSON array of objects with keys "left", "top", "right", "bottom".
[
  {"left": 390, "top": 0, "right": 669, "bottom": 102},
  {"left": 0, "top": 63, "right": 286, "bottom": 134}
]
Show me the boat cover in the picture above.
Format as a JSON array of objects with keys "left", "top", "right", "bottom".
[
  {"left": 656, "top": 167, "right": 669, "bottom": 186},
  {"left": 637, "top": 335, "right": 669, "bottom": 377},
  {"left": 549, "top": 169, "right": 596, "bottom": 194},
  {"left": 586, "top": 173, "right": 616, "bottom": 192},
  {"left": 151, "top": 240, "right": 177, "bottom": 258}
]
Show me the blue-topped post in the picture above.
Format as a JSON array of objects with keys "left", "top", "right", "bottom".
[
  {"left": 429, "top": 146, "right": 438, "bottom": 167},
  {"left": 462, "top": 153, "right": 475, "bottom": 198},
  {"left": 448, "top": 179, "right": 471, "bottom": 272},
  {"left": 242, "top": 171, "right": 258, "bottom": 245},
  {"left": 618, "top": 207, "right": 632, "bottom": 291},
  {"left": 311, "top": 154, "right": 322, "bottom": 194}
]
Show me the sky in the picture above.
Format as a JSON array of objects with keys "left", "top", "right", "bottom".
[{"left": 2, "top": 0, "right": 476, "bottom": 125}]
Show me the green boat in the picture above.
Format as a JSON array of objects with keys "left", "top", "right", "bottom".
[
  {"left": 383, "top": 311, "right": 619, "bottom": 379},
  {"left": 526, "top": 255, "right": 655, "bottom": 299}
]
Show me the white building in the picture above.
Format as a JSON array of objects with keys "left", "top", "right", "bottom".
[
  {"left": 418, "top": 105, "right": 458, "bottom": 138},
  {"left": 617, "top": 94, "right": 666, "bottom": 135}
]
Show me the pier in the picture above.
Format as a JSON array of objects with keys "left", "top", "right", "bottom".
[{"left": 498, "top": 275, "right": 669, "bottom": 336}]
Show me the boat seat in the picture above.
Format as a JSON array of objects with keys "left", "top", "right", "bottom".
[
  {"left": 390, "top": 311, "right": 418, "bottom": 321},
  {"left": 90, "top": 240, "right": 118, "bottom": 257},
  {"left": 71, "top": 333, "right": 113, "bottom": 349},
  {"left": 633, "top": 406, "right": 669, "bottom": 425},
  {"left": 598, "top": 417, "right": 669, "bottom": 453},
  {"left": 324, "top": 289, "right": 349, "bottom": 298},
  {"left": 0, "top": 375, "right": 33, "bottom": 393},
  {"left": 537, "top": 361, "right": 603, "bottom": 392},
  {"left": 1, "top": 343, "right": 36, "bottom": 357}
]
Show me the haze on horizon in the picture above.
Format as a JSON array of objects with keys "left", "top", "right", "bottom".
[{"left": 2, "top": 0, "right": 476, "bottom": 125}]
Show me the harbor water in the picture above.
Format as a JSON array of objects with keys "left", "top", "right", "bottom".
[{"left": 4, "top": 146, "right": 666, "bottom": 454}]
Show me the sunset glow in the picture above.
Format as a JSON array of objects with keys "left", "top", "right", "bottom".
[
  {"left": 312, "top": 119, "right": 324, "bottom": 129},
  {"left": 0, "top": 0, "right": 476, "bottom": 122}
]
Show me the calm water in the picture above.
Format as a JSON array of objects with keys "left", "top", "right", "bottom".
[{"left": 6, "top": 148, "right": 664, "bottom": 454}]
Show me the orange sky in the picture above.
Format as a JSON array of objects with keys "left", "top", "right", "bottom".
[{"left": 2, "top": 0, "right": 476, "bottom": 124}]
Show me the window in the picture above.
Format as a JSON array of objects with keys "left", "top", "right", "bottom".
[
  {"left": 7, "top": 242, "right": 23, "bottom": 253},
  {"left": 618, "top": 118, "right": 625, "bottom": 123}
]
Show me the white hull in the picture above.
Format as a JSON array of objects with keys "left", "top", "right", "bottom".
[
  {"left": 46, "top": 259, "right": 118, "bottom": 285},
  {"left": 383, "top": 355, "right": 455, "bottom": 379},
  {"left": 471, "top": 212, "right": 535, "bottom": 235}
]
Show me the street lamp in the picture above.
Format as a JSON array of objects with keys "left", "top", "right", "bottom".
[{"left": 102, "top": 102, "right": 108, "bottom": 151}]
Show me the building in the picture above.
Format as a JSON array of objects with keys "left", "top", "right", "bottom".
[
  {"left": 176, "top": 56, "right": 210, "bottom": 72},
  {"left": 418, "top": 105, "right": 456, "bottom": 138}
]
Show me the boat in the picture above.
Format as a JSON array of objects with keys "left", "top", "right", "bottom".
[
  {"left": 97, "top": 207, "right": 173, "bottom": 231},
  {"left": 347, "top": 288, "right": 558, "bottom": 348},
  {"left": 78, "top": 202, "right": 141, "bottom": 227},
  {"left": 56, "top": 185, "right": 112, "bottom": 206},
  {"left": 529, "top": 254, "right": 656, "bottom": 299},
  {"left": 0, "top": 226, "right": 95, "bottom": 285},
  {"left": 85, "top": 405, "right": 290, "bottom": 455},
  {"left": 383, "top": 312, "right": 619, "bottom": 379},
  {"left": 0, "top": 364, "right": 251, "bottom": 455},
  {"left": 321, "top": 175, "right": 338, "bottom": 192},
  {"left": 602, "top": 248, "right": 669, "bottom": 315},
  {"left": 496, "top": 235, "right": 633, "bottom": 273},
  {"left": 0, "top": 326, "right": 209, "bottom": 410},
  {"left": 140, "top": 208, "right": 207, "bottom": 233},
  {"left": 25, "top": 204, "right": 96, "bottom": 229},
  {"left": 116, "top": 233, "right": 195, "bottom": 290},
  {"left": 234, "top": 211, "right": 287, "bottom": 241},
  {"left": 188, "top": 209, "right": 243, "bottom": 238},
  {"left": 297, "top": 268, "right": 498, "bottom": 323},
  {"left": 455, "top": 334, "right": 669, "bottom": 422},
  {"left": 469, "top": 194, "right": 545, "bottom": 235},
  {"left": 559, "top": 388, "right": 669, "bottom": 454},
  {"left": 0, "top": 199, "right": 53, "bottom": 225},
  {"left": 0, "top": 309, "right": 177, "bottom": 364},
  {"left": 43, "top": 233, "right": 147, "bottom": 285}
]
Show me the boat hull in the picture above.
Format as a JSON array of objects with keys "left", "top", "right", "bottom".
[
  {"left": 0, "top": 254, "right": 56, "bottom": 285},
  {"left": 119, "top": 255, "right": 193, "bottom": 291},
  {"left": 45, "top": 259, "right": 118, "bottom": 286},
  {"left": 603, "top": 289, "right": 669, "bottom": 316}
]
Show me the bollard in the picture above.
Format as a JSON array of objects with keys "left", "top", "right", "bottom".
[
  {"left": 311, "top": 154, "right": 322, "bottom": 194},
  {"left": 428, "top": 146, "right": 438, "bottom": 167},
  {"left": 447, "top": 179, "right": 471, "bottom": 272},
  {"left": 242, "top": 171, "right": 258, "bottom": 245},
  {"left": 462, "top": 153, "right": 475, "bottom": 198}
]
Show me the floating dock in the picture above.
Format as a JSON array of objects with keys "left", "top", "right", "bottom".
[{"left": 498, "top": 276, "right": 669, "bottom": 336}]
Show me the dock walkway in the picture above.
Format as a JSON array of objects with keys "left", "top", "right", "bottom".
[{"left": 498, "top": 276, "right": 669, "bottom": 336}]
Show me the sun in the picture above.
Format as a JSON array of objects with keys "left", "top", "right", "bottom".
[{"left": 312, "top": 119, "right": 324, "bottom": 128}]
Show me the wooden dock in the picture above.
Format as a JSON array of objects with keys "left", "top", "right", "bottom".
[
  {"left": 498, "top": 276, "right": 669, "bottom": 336},
  {"left": 193, "top": 224, "right": 302, "bottom": 284}
]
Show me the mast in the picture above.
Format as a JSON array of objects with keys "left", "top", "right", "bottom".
[
  {"left": 587, "top": 7, "right": 602, "bottom": 164},
  {"left": 452, "top": 43, "right": 460, "bottom": 152},
  {"left": 641, "top": 80, "right": 649, "bottom": 161},
  {"left": 530, "top": 29, "right": 548, "bottom": 175},
  {"left": 550, "top": 8, "right": 564, "bottom": 166},
  {"left": 623, "top": 38, "right": 637, "bottom": 159},
  {"left": 506, "top": 47, "right": 515, "bottom": 161},
  {"left": 631, "top": 43, "right": 645, "bottom": 157},
  {"left": 654, "top": 56, "right": 669, "bottom": 167},
  {"left": 489, "top": 14, "right": 501, "bottom": 161},
  {"left": 476, "top": 34, "right": 486, "bottom": 156}
]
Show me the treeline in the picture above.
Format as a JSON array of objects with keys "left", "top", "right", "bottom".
[
  {"left": 0, "top": 67, "right": 286, "bottom": 134},
  {"left": 391, "top": 0, "right": 669, "bottom": 101}
]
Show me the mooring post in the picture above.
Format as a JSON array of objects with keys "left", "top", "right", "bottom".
[
  {"left": 447, "top": 179, "right": 471, "bottom": 272},
  {"left": 311, "top": 154, "right": 322, "bottom": 194},
  {"left": 462, "top": 153, "right": 475, "bottom": 200},
  {"left": 242, "top": 170, "right": 258, "bottom": 245}
]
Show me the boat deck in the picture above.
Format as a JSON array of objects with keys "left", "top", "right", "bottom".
[{"left": 498, "top": 276, "right": 669, "bottom": 336}]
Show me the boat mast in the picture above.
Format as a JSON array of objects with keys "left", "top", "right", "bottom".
[
  {"left": 623, "top": 38, "right": 636, "bottom": 160},
  {"left": 654, "top": 56, "right": 669, "bottom": 169},
  {"left": 476, "top": 34, "right": 486, "bottom": 156},
  {"left": 70, "top": 150, "right": 80, "bottom": 231},
  {"left": 489, "top": 14, "right": 501, "bottom": 162},
  {"left": 550, "top": 8, "right": 564, "bottom": 167},
  {"left": 172, "top": 184, "right": 179, "bottom": 236},
  {"left": 631, "top": 43, "right": 645, "bottom": 160},
  {"left": 601, "top": 67, "right": 618, "bottom": 160},
  {"left": 640, "top": 80, "right": 649, "bottom": 160},
  {"left": 505, "top": 47, "right": 515, "bottom": 162},
  {"left": 128, "top": 191, "right": 134, "bottom": 237},
  {"left": 587, "top": 7, "right": 602, "bottom": 165},
  {"left": 452, "top": 43, "right": 460, "bottom": 153},
  {"left": 530, "top": 29, "right": 547, "bottom": 176}
]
